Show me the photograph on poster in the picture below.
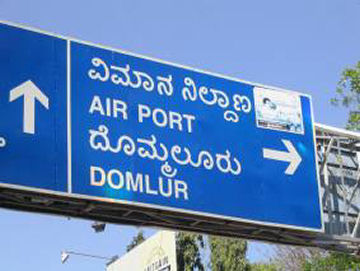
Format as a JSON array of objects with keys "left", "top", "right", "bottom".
[{"left": 254, "top": 87, "right": 304, "bottom": 134}]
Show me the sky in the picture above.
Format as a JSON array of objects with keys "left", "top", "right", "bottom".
[{"left": 0, "top": 0, "right": 360, "bottom": 270}]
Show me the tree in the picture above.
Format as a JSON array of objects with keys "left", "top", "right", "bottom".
[
  {"left": 176, "top": 232, "right": 205, "bottom": 271},
  {"left": 270, "top": 245, "right": 325, "bottom": 271},
  {"left": 331, "top": 61, "right": 360, "bottom": 130},
  {"left": 126, "top": 230, "right": 146, "bottom": 252},
  {"left": 209, "top": 235, "right": 249, "bottom": 271},
  {"left": 302, "top": 252, "right": 360, "bottom": 271},
  {"left": 250, "top": 263, "right": 278, "bottom": 271}
]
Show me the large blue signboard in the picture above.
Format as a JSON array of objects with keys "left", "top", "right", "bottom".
[{"left": 0, "top": 21, "right": 323, "bottom": 231}]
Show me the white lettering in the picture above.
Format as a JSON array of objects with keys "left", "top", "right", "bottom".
[
  {"left": 175, "top": 180, "right": 188, "bottom": 200},
  {"left": 159, "top": 177, "right": 172, "bottom": 198},
  {"left": 137, "top": 104, "right": 195, "bottom": 133},
  {"left": 145, "top": 175, "right": 158, "bottom": 195},
  {"left": 168, "top": 111, "right": 183, "bottom": 131},
  {"left": 89, "top": 95, "right": 128, "bottom": 120},
  {"left": 126, "top": 172, "right": 143, "bottom": 192},
  {"left": 138, "top": 104, "right": 151, "bottom": 123},
  {"left": 107, "top": 169, "right": 125, "bottom": 189},
  {"left": 113, "top": 99, "right": 128, "bottom": 119},
  {"left": 152, "top": 108, "right": 167, "bottom": 128},
  {"left": 90, "top": 166, "right": 106, "bottom": 186},
  {"left": 89, "top": 166, "right": 188, "bottom": 200},
  {"left": 183, "top": 114, "right": 195, "bottom": 133},
  {"left": 89, "top": 96, "right": 105, "bottom": 116}
]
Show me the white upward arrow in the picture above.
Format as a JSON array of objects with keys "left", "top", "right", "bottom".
[
  {"left": 263, "top": 139, "right": 302, "bottom": 175},
  {"left": 9, "top": 80, "right": 49, "bottom": 134}
]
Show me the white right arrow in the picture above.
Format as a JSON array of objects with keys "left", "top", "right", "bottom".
[
  {"left": 9, "top": 80, "right": 49, "bottom": 134},
  {"left": 263, "top": 139, "right": 302, "bottom": 175}
]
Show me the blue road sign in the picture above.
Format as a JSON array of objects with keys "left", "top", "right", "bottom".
[{"left": 0, "top": 21, "right": 323, "bottom": 231}]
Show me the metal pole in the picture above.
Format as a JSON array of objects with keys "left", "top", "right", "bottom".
[
  {"left": 64, "top": 251, "right": 113, "bottom": 261},
  {"left": 353, "top": 213, "right": 360, "bottom": 238}
]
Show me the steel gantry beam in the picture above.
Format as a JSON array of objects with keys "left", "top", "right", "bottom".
[{"left": 315, "top": 123, "right": 360, "bottom": 254}]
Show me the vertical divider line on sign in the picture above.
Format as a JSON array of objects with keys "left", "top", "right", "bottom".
[{"left": 67, "top": 39, "right": 72, "bottom": 193}]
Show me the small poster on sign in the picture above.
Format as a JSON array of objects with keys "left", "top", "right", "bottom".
[{"left": 254, "top": 87, "right": 304, "bottom": 134}]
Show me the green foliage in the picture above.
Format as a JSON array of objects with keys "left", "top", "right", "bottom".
[
  {"left": 250, "top": 263, "right": 278, "bottom": 271},
  {"left": 209, "top": 236, "right": 249, "bottom": 271},
  {"left": 271, "top": 246, "right": 325, "bottom": 271},
  {"left": 126, "top": 230, "right": 146, "bottom": 252},
  {"left": 331, "top": 61, "right": 360, "bottom": 130},
  {"left": 302, "top": 252, "right": 360, "bottom": 271},
  {"left": 176, "top": 232, "right": 205, "bottom": 271}
]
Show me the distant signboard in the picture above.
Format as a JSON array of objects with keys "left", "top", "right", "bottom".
[
  {"left": 107, "top": 231, "right": 177, "bottom": 271},
  {"left": 0, "top": 21, "right": 323, "bottom": 232}
]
